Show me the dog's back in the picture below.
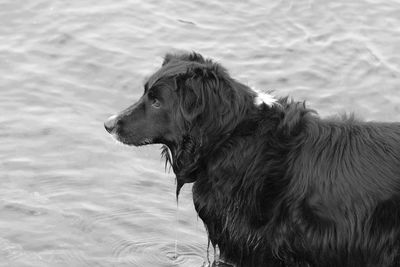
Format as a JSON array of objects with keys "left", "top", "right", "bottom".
[{"left": 280, "top": 115, "right": 400, "bottom": 266}]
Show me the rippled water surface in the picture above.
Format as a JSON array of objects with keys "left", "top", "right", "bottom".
[{"left": 1, "top": 0, "right": 400, "bottom": 266}]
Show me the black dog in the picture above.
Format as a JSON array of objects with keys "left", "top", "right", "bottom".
[{"left": 104, "top": 52, "right": 400, "bottom": 267}]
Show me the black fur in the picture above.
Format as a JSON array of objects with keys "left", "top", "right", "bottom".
[{"left": 105, "top": 52, "right": 400, "bottom": 267}]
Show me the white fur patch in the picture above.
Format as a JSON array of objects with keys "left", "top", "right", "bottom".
[
  {"left": 253, "top": 89, "right": 277, "bottom": 106},
  {"left": 106, "top": 114, "right": 118, "bottom": 122}
]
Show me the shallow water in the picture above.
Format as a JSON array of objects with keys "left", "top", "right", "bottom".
[{"left": 0, "top": 0, "right": 399, "bottom": 266}]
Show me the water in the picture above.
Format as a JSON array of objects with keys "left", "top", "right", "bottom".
[{"left": 1, "top": 0, "right": 399, "bottom": 266}]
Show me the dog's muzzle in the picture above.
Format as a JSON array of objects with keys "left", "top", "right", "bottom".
[{"left": 104, "top": 114, "right": 118, "bottom": 133}]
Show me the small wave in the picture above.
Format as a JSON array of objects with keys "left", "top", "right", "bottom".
[
  {"left": 3, "top": 202, "right": 46, "bottom": 216},
  {"left": 112, "top": 237, "right": 207, "bottom": 266},
  {"left": 177, "top": 19, "right": 196, "bottom": 26}
]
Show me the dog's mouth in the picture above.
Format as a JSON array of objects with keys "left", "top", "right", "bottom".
[
  {"left": 135, "top": 137, "right": 154, "bottom": 146},
  {"left": 108, "top": 132, "right": 154, "bottom": 147}
]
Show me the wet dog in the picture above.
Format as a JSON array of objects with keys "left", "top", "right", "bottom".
[{"left": 105, "top": 52, "right": 400, "bottom": 267}]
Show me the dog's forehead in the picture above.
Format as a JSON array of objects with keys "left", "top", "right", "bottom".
[{"left": 146, "top": 60, "right": 202, "bottom": 88}]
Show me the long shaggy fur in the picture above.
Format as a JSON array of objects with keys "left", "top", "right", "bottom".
[{"left": 106, "top": 52, "right": 400, "bottom": 267}]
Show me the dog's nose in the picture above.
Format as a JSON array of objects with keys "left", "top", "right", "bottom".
[{"left": 104, "top": 114, "right": 118, "bottom": 133}]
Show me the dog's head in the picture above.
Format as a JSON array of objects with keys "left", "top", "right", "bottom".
[
  {"left": 106, "top": 52, "right": 261, "bottom": 145},
  {"left": 105, "top": 52, "right": 276, "bottom": 188}
]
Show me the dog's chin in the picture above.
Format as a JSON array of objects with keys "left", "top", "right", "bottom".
[{"left": 109, "top": 133, "right": 154, "bottom": 147}]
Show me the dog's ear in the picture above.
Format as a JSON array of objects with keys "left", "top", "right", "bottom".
[
  {"left": 162, "top": 52, "right": 206, "bottom": 66},
  {"left": 175, "top": 64, "right": 247, "bottom": 138}
]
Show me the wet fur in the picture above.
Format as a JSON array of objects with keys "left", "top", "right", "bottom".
[{"left": 111, "top": 52, "right": 400, "bottom": 266}]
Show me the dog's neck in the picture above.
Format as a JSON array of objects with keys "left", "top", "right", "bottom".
[{"left": 162, "top": 108, "right": 269, "bottom": 198}]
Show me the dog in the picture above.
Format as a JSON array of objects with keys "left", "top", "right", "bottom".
[{"left": 104, "top": 52, "right": 400, "bottom": 267}]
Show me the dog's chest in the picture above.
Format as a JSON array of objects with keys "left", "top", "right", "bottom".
[{"left": 191, "top": 174, "right": 256, "bottom": 246}]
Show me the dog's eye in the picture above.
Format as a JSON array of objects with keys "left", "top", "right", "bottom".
[
  {"left": 151, "top": 98, "right": 161, "bottom": 108},
  {"left": 148, "top": 91, "right": 161, "bottom": 108}
]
